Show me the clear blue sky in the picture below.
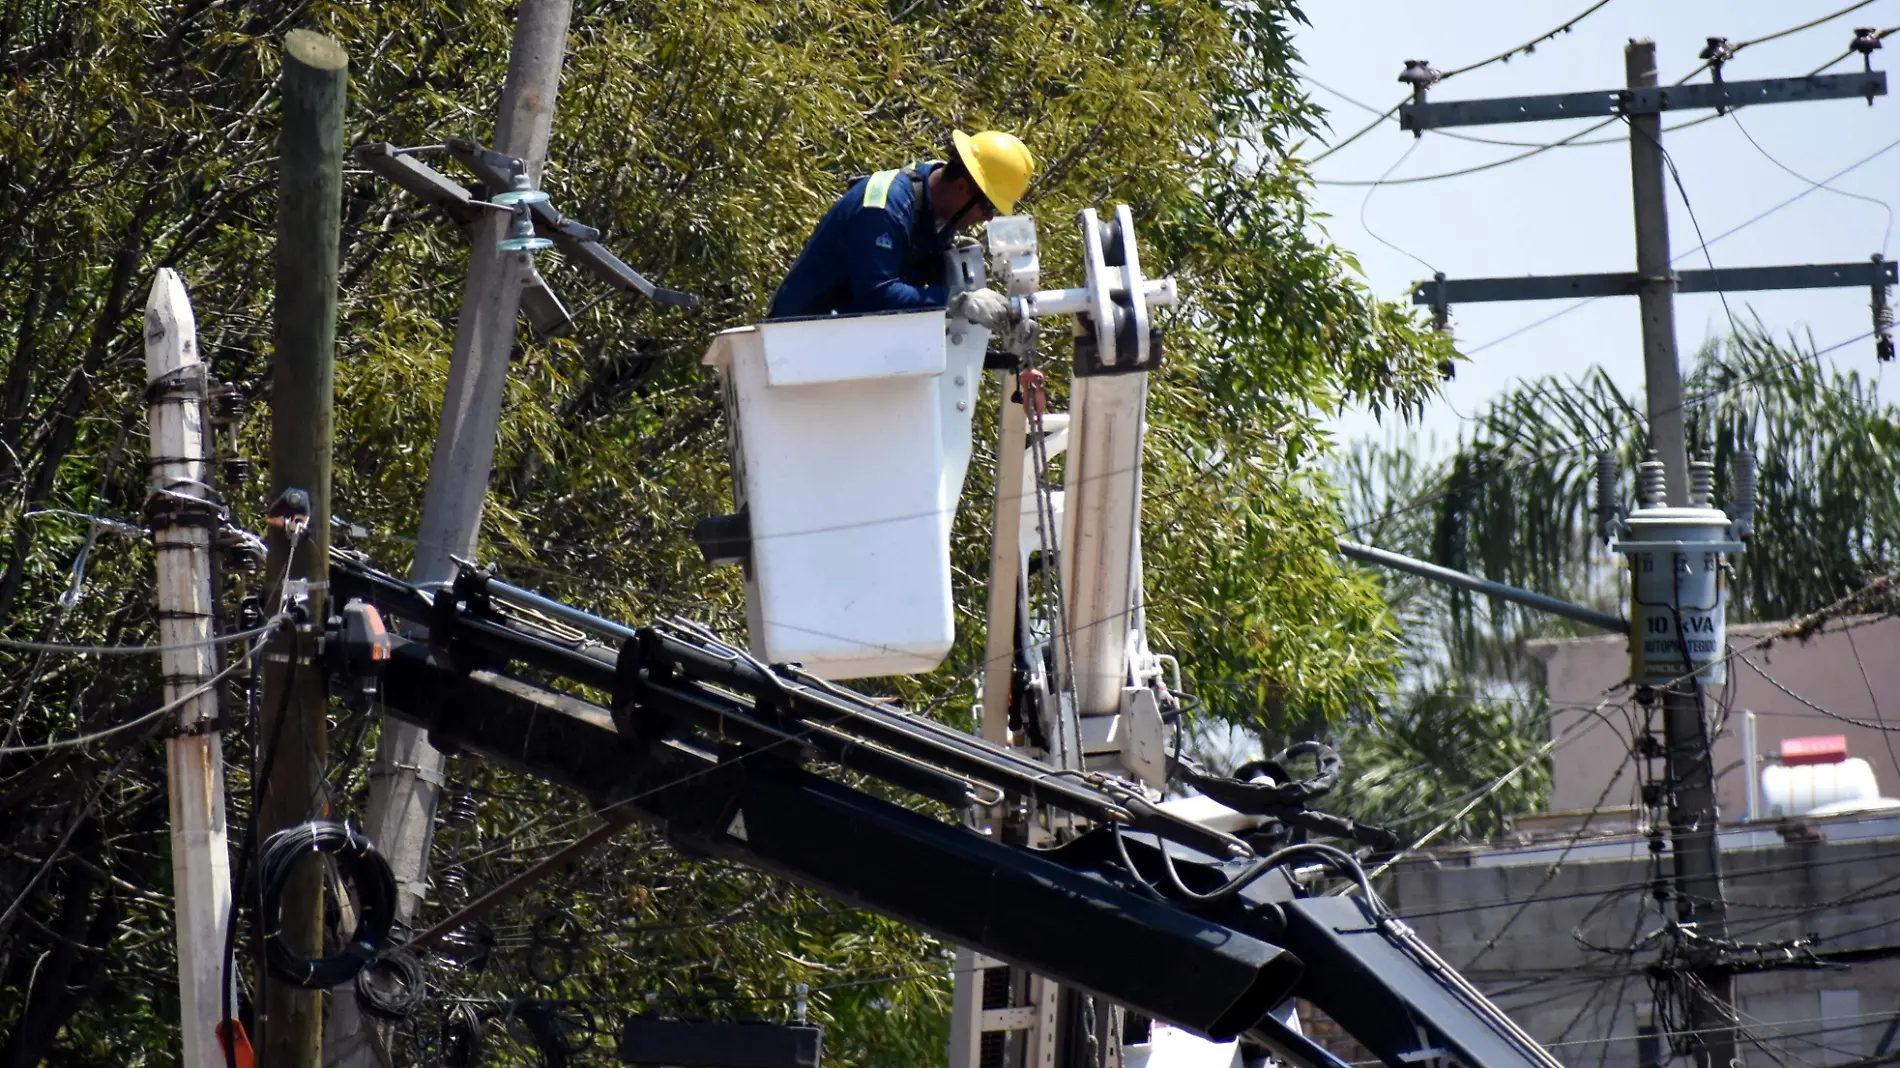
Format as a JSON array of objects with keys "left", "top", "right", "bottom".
[{"left": 1296, "top": 0, "right": 1899, "bottom": 450}]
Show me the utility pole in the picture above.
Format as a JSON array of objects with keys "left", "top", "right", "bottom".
[
  {"left": 1626, "top": 38, "right": 1737, "bottom": 1068},
  {"left": 146, "top": 268, "right": 236, "bottom": 1068},
  {"left": 1626, "top": 40, "right": 1690, "bottom": 508},
  {"left": 1393, "top": 37, "right": 1895, "bottom": 1068},
  {"left": 261, "top": 28, "right": 345, "bottom": 1068},
  {"left": 335, "top": 3, "right": 571, "bottom": 1063}
]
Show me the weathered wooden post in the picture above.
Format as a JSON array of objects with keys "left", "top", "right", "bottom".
[
  {"left": 261, "top": 27, "right": 345, "bottom": 1068},
  {"left": 145, "top": 267, "right": 236, "bottom": 1068}
]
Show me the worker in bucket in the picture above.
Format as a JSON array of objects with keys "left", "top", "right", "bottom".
[{"left": 766, "top": 129, "right": 1034, "bottom": 329}]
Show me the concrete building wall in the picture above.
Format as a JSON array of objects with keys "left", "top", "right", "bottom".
[
  {"left": 1392, "top": 818, "right": 1900, "bottom": 1068},
  {"left": 1530, "top": 615, "right": 1900, "bottom": 822}
]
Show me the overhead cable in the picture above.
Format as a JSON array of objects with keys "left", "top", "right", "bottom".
[
  {"left": 0, "top": 617, "right": 285, "bottom": 656},
  {"left": 1341, "top": 328, "right": 1882, "bottom": 538},
  {"left": 1305, "top": 0, "right": 1620, "bottom": 164},
  {"left": 256, "top": 820, "right": 399, "bottom": 988},
  {"left": 1729, "top": 110, "right": 1894, "bottom": 254},
  {"left": 1316, "top": 117, "right": 1618, "bottom": 186},
  {"left": 0, "top": 616, "right": 288, "bottom": 755},
  {"left": 1465, "top": 133, "right": 1900, "bottom": 355},
  {"left": 1314, "top": 1, "right": 1887, "bottom": 184}
]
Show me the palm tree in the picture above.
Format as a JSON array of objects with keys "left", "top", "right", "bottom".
[{"left": 1330, "top": 326, "right": 1900, "bottom": 837}]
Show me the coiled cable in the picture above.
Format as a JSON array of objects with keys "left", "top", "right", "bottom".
[
  {"left": 255, "top": 820, "right": 397, "bottom": 988},
  {"left": 354, "top": 943, "right": 427, "bottom": 1020}
]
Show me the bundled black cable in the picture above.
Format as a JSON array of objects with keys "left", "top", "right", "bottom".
[
  {"left": 1176, "top": 741, "right": 1399, "bottom": 853},
  {"left": 1180, "top": 740, "right": 1342, "bottom": 811},
  {"left": 254, "top": 820, "right": 397, "bottom": 989},
  {"left": 440, "top": 1002, "right": 487, "bottom": 1068}
]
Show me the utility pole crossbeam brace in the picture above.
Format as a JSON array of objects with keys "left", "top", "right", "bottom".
[
  {"left": 1400, "top": 70, "right": 1885, "bottom": 130},
  {"left": 1413, "top": 260, "right": 1899, "bottom": 306}
]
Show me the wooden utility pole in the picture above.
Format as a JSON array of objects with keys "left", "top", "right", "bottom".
[
  {"left": 1625, "top": 38, "right": 1739, "bottom": 1068},
  {"left": 332, "top": 3, "right": 571, "bottom": 1063},
  {"left": 261, "top": 28, "right": 345, "bottom": 1068},
  {"left": 146, "top": 268, "right": 236, "bottom": 1068}
]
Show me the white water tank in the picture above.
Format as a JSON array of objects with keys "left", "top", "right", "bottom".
[
  {"left": 1761, "top": 758, "right": 1881, "bottom": 818},
  {"left": 703, "top": 309, "right": 986, "bottom": 679}
]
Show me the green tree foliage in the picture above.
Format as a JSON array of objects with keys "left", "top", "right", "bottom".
[
  {"left": 1332, "top": 327, "right": 1900, "bottom": 841},
  {"left": 0, "top": 0, "right": 1445, "bottom": 1062}
]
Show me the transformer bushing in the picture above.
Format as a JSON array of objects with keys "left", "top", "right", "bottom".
[{"left": 1611, "top": 461, "right": 1745, "bottom": 687}]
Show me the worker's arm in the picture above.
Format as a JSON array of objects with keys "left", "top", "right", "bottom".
[{"left": 845, "top": 203, "right": 946, "bottom": 312}]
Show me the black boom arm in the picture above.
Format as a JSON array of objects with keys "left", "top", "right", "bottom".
[{"left": 331, "top": 556, "right": 1561, "bottom": 1068}]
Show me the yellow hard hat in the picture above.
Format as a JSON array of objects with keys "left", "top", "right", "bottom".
[{"left": 952, "top": 129, "right": 1034, "bottom": 215}]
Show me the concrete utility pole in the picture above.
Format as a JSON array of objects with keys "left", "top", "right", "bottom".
[
  {"left": 261, "top": 28, "right": 345, "bottom": 1068},
  {"left": 1627, "top": 40, "right": 1691, "bottom": 509},
  {"left": 1394, "top": 38, "right": 1892, "bottom": 1068},
  {"left": 1625, "top": 38, "right": 1738, "bottom": 1068},
  {"left": 334, "top": 3, "right": 570, "bottom": 1063},
  {"left": 145, "top": 268, "right": 236, "bottom": 1068}
]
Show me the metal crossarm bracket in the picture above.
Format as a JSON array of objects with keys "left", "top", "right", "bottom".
[
  {"left": 352, "top": 142, "right": 481, "bottom": 227},
  {"left": 1400, "top": 70, "right": 1886, "bottom": 131},
  {"left": 352, "top": 139, "right": 699, "bottom": 316},
  {"left": 1411, "top": 259, "right": 1900, "bottom": 306},
  {"left": 445, "top": 138, "right": 698, "bottom": 310}
]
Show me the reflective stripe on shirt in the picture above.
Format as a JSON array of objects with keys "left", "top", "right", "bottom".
[{"left": 862, "top": 169, "right": 900, "bottom": 210}]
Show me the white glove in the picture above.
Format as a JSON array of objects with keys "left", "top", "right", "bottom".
[{"left": 949, "top": 288, "right": 1010, "bottom": 331}]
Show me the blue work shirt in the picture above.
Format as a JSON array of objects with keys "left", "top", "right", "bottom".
[{"left": 768, "top": 161, "right": 951, "bottom": 319}]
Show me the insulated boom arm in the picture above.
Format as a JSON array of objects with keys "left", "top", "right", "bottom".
[{"left": 330, "top": 556, "right": 1560, "bottom": 1068}]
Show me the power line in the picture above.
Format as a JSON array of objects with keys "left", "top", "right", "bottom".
[
  {"left": 1315, "top": 117, "right": 1619, "bottom": 186},
  {"left": 1305, "top": 0, "right": 1620, "bottom": 164},
  {"left": 1807, "top": 24, "right": 1900, "bottom": 77},
  {"left": 1466, "top": 132, "right": 1900, "bottom": 355},
  {"left": 1461, "top": 741, "right": 1637, "bottom": 970},
  {"left": 1746, "top": 1, "right": 1886, "bottom": 54},
  {"left": 1356, "top": 686, "right": 1629, "bottom": 886},
  {"left": 1391, "top": 842, "right": 1900, "bottom": 927},
  {"left": 0, "top": 618, "right": 284, "bottom": 656},
  {"left": 0, "top": 616, "right": 288, "bottom": 756},
  {"left": 1646, "top": 122, "right": 1740, "bottom": 338},
  {"left": 1736, "top": 649, "right": 1900, "bottom": 731},
  {"left": 1312, "top": 1, "right": 1889, "bottom": 185},
  {"left": 1358, "top": 140, "right": 1440, "bottom": 274},
  {"left": 1728, "top": 109, "right": 1895, "bottom": 255},
  {"left": 1343, "top": 326, "right": 1880, "bottom": 539},
  {"left": 1840, "top": 619, "right": 1900, "bottom": 800}
]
